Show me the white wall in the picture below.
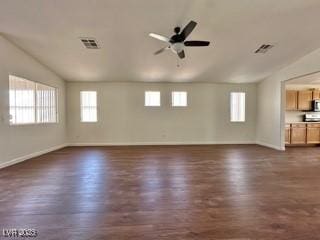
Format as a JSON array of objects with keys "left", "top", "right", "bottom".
[
  {"left": 285, "top": 111, "right": 305, "bottom": 123},
  {"left": 256, "top": 48, "right": 320, "bottom": 150},
  {"left": 67, "top": 82, "right": 257, "bottom": 145},
  {"left": 0, "top": 35, "right": 67, "bottom": 167},
  {"left": 3, "top": 34, "right": 320, "bottom": 160},
  {"left": 256, "top": 78, "right": 284, "bottom": 150}
]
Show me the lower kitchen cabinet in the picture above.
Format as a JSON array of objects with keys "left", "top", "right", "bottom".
[
  {"left": 307, "top": 124, "right": 320, "bottom": 144},
  {"left": 286, "top": 123, "right": 320, "bottom": 145},
  {"left": 285, "top": 124, "right": 291, "bottom": 144},
  {"left": 290, "top": 124, "right": 307, "bottom": 144}
]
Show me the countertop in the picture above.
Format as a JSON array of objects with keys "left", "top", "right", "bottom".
[{"left": 286, "top": 122, "right": 320, "bottom": 124}]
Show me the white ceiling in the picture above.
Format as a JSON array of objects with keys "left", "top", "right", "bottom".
[{"left": 1, "top": 0, "right": 320, "bottom": 83}]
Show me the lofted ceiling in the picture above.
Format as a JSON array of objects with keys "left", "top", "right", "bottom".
[{"left": 1, "top": 0, "right": 320, "bottom": 83}]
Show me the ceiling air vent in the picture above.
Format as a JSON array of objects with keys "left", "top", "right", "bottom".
[
  {"left": 255, "top": 44, "right": 274, "bottom": 54},
  {"left": 80, "top": 38, "right": 100, "bottom": 49}
]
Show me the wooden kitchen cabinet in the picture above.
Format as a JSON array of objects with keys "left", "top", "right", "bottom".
[
  {"left": 297, "top": 90, "right": 313, "bottom": 111},
  {"left": 307, "top": 124, "right": 320, "bottom": 144},
  {"left": 285, "top": 124, "right": 291, "bottom": 144},
  {"left": 290, "top": 123, "right": 307, "bottom": 144},
  {"left": 286, "top": 90, "right": 298, "bottom": 110},
  {"left": 313, "top": 90, "right": 320, "bottom": 100},
  {"left": 286, "top": 89, "right": 320, "bottom": 111},
  {"left": 286, "top": 123, "right": 320, "bottom": 145}
]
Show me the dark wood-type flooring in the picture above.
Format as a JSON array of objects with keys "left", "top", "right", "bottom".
[{"left": 1, "top": 145, "right": 320, "bottom": 239}]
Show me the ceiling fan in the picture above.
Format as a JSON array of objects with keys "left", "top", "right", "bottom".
[{"left": 149, "top": 20, "right": 210, "bottom": 59}]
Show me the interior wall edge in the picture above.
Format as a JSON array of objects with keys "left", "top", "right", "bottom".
[
  {"left": 0, "top": 34, "right": 65, "bottom": 81},
  {"left": 256, "top": 141, "right": 285, "bottom": 151}
]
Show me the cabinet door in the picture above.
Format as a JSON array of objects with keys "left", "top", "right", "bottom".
[
  {"left": 286, "top": 90, "right": 297, "bottom": 110},
  {"left": 285, "top": 125, "right": 291, "bottom": 144},
  {"left": 291, "top": 124, "right": 307, "bottom": 144},
  {"left": 313, "top": 90, "right": 320, "bottom": 100},
  {"left": 307, "top": 124, "right": 320, "bottom": 144},
  {"left": 298, "top": 90, "right": 313, "bottom": 110}
]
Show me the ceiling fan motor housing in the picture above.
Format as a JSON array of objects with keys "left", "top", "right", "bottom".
[{"left": 174, "top": 27, "right": 181, "bottom": 34}]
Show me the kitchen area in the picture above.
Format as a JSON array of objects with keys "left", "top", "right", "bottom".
[{"left": 285, "top": 81, "right": 320, "bottom": 146}]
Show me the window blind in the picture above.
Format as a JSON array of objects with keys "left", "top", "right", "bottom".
[
  {"left": 36, "top": 83, "right": 57, "bottom": 123},
  {"left": 172, "top": 91, "right": 187, "bottom": 107},
  {"left": 145, "top": 91, "right": 160, "bottom": 106},
  {"left": 9, "top": 75, "right": 58, "bottom": 125},
  {"left": 9, "top": 75, "right": 35, "bottom": 124},
  {"left": 80, "top": 91, "right": 97, "bottom": 122},
  {"left": 230, "top": 92, "right": 246, "bottom": 122}
]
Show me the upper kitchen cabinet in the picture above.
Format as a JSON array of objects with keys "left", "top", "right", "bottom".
[
  {"left": 313, "top": 90, "right": 320, "bottom": 100},
  {"left": 286, "top": 90, "right": 298, "bottom": 110},
  {"left": 297, "top": 90, "right": 313, "bottom": 111},
  {"left": 286, "top": 90, "right": 314, "bottom": 111}
]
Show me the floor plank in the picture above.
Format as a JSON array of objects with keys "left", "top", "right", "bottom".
[{"left": 1, "top": 145, "right": 320, "bottom": 239}]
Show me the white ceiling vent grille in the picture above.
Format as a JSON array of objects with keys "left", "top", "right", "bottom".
[
  {"left": 255, "top": 44, "right": 274, "bottom": 54},
  {"left": 80, "top": 38, "right": 100, "bottom": 49}
]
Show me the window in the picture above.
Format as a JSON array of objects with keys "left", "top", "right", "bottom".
[
  {"left": 145, "top": 91, "right": 160, "bottom": 107},
  {"left": 230, "top": 92, "right": 245, "bottom": 122},
  {"left": 172, "top": 91, "right": 187, "bottom": 107},
  {"left": 36, "top": 83, "right": 57, "bottom": 123},
  {"left": 80, "top": 91, "right": 97, "bottom": 122},
  {"left": 9, "top": 75, "right": 57, "bottom": 125}
]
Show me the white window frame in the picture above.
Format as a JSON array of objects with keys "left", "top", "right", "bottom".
[
  {"left": 172, "top": 91, "right": 188, "bottom": 107},
  {"left": 230, "top": 92, "right": 246, "bottom": 122},
  {"left": 80, "top": 91, "right": 98, "bottom": 123},
  {"left": 9, "top": 75, "right": 58, "bottom": 125},
  {"left": 144, "top": 91, "right": 161, "bottom": 107}
]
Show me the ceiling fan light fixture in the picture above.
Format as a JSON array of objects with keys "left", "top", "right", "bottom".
[
  {"left": 149, "top": 20, "right": 210, "bottom": 60},
  {"left": 171, "top": 42, "right": 184, "bottom": 54}
]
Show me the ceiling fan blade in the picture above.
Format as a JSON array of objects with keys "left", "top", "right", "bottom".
[
  {"left": 180, "top": 21, "right": 197, "bottom": 41},
  {"left": 154, "top": 47, "right": 168, "bottom": 55},
  {"left": 149, "top": 33, "right": 170, "bottom": 42},
  {"left": 177, "top": 50, "right": 185, "bottom": 59},
  {"left": 184, "top": 41, "right": 210, "bottom": 47}
]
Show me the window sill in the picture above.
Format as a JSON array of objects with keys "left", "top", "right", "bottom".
[{"left": 9, "top": 122, "right": 59, "bottom": 126}]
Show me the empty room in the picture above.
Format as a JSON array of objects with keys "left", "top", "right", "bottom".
[{"left": 1, "top": 1, "right": 320, "bottom": 239}]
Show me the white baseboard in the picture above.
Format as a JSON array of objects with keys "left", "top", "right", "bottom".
[
  {"left": 68, "top": 141, "right": 256, "bottom": 146},
  {"left": 0, "top": 144, "right": 68, "bottom": 169},
  {"left": 256, "top": 141, "right": 285, "bottom": 151}
]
